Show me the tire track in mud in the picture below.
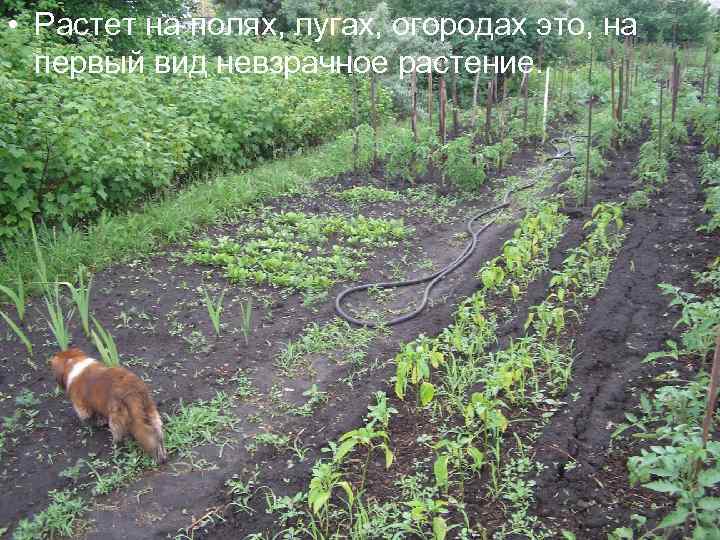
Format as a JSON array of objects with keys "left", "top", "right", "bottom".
[{"left": 531, "top": 140, "right": 720, "bottom": 537}]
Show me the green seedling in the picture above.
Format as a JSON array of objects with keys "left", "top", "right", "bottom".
[
  {"left": 202, "top": 287, "right": 225, "bottom": 336},
  {"left": 0, "top": 272, "right": 26, "bottom": 321},
  {"left": 239, "top": 298, "right": 253, "bottom": 344},
  {"left": 43, "top": 283, "right": 73, "bottom": 351},
  {"left": 91, "top": 318, "right": 120, "bottom": 367},
  {"left": 62, "top": 266, "right": 93, "bottom": 337},
  {"left": 0, "top": 310, "right": 32, "bottom": 355}
]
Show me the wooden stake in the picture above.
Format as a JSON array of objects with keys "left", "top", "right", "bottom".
[
  {"left": 584, "top": 48, "right": 594, "bottom": 208},
  {"left": 352, "top": 73, "right": 359, "bottom": 171},
  {"left": 485, "top": 79, "right": 493, "bottom": 143},
  {"left": 658, "top": 80, "right": 664, "bottom": 162},
  {"left": 472, "top": 72, "right": 481, "bottom": 129},
  {"left": 542, "top": 67, "right": 550, "bottom": 143},
  {"left": 410, "top": 69, "right": 418, "bottom": 142},
  {"left": 452, "top": 70, "right": 459, "bottom": 136},
  {"left": 370, "top": 74, "right": 378, "bottom": 167},
  {"left": 427, "top": 72, "right": 433, "bottom": 125},
  {"left": 522, "top": 71, "right": 529, "bottom": 139},
  {"left": 701, "top": 331, "right": 720, "bottom": 446},
  {"left": 439, "top": 71, "right": 447, "bottom": 144},
  {"left": 671, "top": 48, "right": 680, "bottom": 123},
  {"left": 617, "top": 60, "right": 624, "bottom": 124},
  {"left": 701, "top": 40, "right": 711, "bottom": 101},
  {"left": 610, "top": 48, "right": 616, "bottom": 120}
]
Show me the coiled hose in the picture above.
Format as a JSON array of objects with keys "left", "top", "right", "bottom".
[{"left": 335, "top": 135, "right": 577, "bottom": 328}]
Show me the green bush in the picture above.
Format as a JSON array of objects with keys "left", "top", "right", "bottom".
[
  {"left": 0, "top": 26, "right": 390, "bottom": 238},
  {"left": 440, "top": 134, "right": 486, "bottom": 190}
]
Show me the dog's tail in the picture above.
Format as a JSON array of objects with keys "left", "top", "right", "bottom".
[{"left": 127, "top": 395, "right": 167, "bottom": 464}]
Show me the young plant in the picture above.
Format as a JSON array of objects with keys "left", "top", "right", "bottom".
[
  {"left": 91, "top": 318, "right": 120, "bottom": 367},
  {"left": 0, "top": 272, "right": 26, "bottom": 321},
  {"left": 43, "top": 283, "right": 73, "bottom": 351},
  {"left": 202, "top": 287, "right": 225, "bottom": 336},
  {"left": 0, "top": 310, "right": 32, "bottom": 355},
  {"left": 62, "top": 266, "right": 93, "bottom": 337},
  {"left": 335, "top": 425, "right": 394, "bottom": 493},
  {"left": 239, "top": 298, "right": 253, "bottom": 344}
]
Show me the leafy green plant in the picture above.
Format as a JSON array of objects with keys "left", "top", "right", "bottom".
[
  {"left": 62, "top": 266, "right": 93, "bottom": 337},
  {"left": 43, "top": 283, "right": 72, "bottom": 351},
  {"left": 190, "top": 213, "right": 409, "bottom": 294},
  {"left": 438, "top": 134, "right": 486, "bottom": 190},
  {"left": 335, "top": 425, "right": 394, "bottom": 492},
  {"left": 0, "top": 272, "right": 26, "bottom": 321},
  {"left": 91, "top": 318, "right": 120, "bottom": 367},
  {"left": 0, "top": 310, "right": 32, "bottom": 355}
]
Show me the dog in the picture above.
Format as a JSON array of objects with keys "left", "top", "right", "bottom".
[{"left": 50, "top": 348, "right": 167, "bottom": 463}]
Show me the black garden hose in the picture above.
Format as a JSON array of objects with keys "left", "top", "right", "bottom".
[{"left": 335, "top": 136, "right": 577, "bottom": 328}]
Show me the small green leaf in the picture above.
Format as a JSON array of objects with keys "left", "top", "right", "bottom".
[
  {"left": 432, "top": 516, "right": 447, "bottom": 540},
  {"left": 658, "top": 507, "right": 689, "bottom": 529},
  {"left": 419, "top": 382, "right": 435, "bottom": 407}
]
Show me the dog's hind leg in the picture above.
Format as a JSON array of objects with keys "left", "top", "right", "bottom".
[
  {"left": 73, "top": 403, "right": 92, "bottom": 422},
  {"left": 109, "top": 416, "right": 128, "bottom": 444}
]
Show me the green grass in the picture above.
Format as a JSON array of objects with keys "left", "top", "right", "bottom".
[{"left": 0, "top": 123, "right": 410, "bottom": 295}]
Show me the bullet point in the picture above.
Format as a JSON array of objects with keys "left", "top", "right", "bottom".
[{"left": 8, "top": 20, "right": 18, "bottom": 29}]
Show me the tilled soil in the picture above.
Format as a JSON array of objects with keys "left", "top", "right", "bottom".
[
  {"left": 531, "top": 139, "right": 720, "bottom": 537},
  {"left": 0, "top": 140, "right": 564, "bottom": 538}
]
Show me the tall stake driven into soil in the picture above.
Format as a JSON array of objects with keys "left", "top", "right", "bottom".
[
  {"left": 617, "top": 60, "right": 624, "bottom": 125},
  {"left": 522, "top": 71, "right": 529, "bottom": 138},
  {"left": 452, "top": 70, "right": 460, "bottom": 136},
  {"left": 624, "top": 37, "right": 631, "bottom": 108},
  {"left": 542, "top": 67, "right": 550, "bottom": 143},
  {"left": 352, "top": 73, "right": 359, "bottom": 171},
  {"left": 671, "top": 48, "right": 680, "bottom": 123},
  {"left": 427, "top": 72, "right": 433, "bottom": 124},
  {"left": 701, "top": 39, "right": 711, "bottom": 101},
  {"left": 472, "top": 72, "right": 481, "bottom": 129},
  {"left": 411, "top": 69, "right": 418, "bottom": 141},
  {"left": 610, "top": 48, "right": 616, "bottom": 120},
  {"left": 658, "top": 80, "right": 665, "bottom": 162},
  {"left": 439, "top": 71, "right": 447, "bottom": 144},
  {"left": 370, "top": 74, "right": 378, "bottom": 167},
  {"left": 584, "top": 49, "right": 594, "bottom": 208},
  {"left": 701, "top": 331, "right": 720, "bottom": 446},
  {"left": 485, "top": 79, "right": 493, "bottom": 143}
]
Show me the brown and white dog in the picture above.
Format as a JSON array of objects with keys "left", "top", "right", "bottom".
[{"left": 50, "top": 348, "right": 167, "bottom": 463}]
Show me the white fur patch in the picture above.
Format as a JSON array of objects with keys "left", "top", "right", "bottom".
[{"left": 66, "top": 358, "right": 97, "bottom": 390}]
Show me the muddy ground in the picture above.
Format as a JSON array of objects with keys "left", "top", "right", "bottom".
[{"left": 0, "top": 137, "right": 562, "bottom": 538}]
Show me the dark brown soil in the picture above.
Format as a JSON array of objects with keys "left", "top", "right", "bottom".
[
  {"left": 0, "top": 139, "right": 557, "bottom": 539},
  {"left": 531, "top": 137, "right": 720, "bottom": 537},
  {"left": 199, "top": 133, "right": 720, "bottom": 539}
]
